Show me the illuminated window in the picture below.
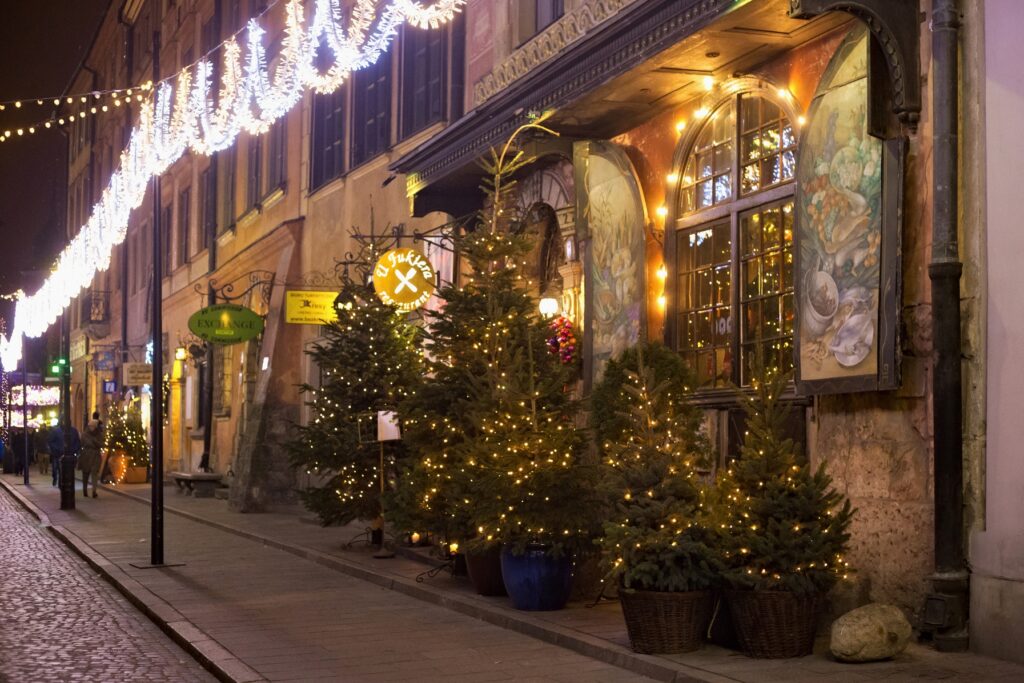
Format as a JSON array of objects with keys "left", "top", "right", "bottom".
[{"left": 671, "top": 92, "right": 797, "bottom": 388}]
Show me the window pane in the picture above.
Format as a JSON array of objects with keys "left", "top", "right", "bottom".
[
  {"left": 743, "top": 258, "right": 760, "bottom": 299},
  {"left": 681, "top": 187, "right": 694, "bottom": 213},
  {"left": 715, "top": 347, "right": 732, "bottom": 388},
  {"left": 782, "top": 123, "right": 796, "bottom": 148},
  {"left": 713, "top": 223, "right": 731, "bottom": 263},
  {"left": 714, "top": 142, "right": 733, "bottom": 172},
  {"left": 762, "top": 99, "right": 780, "bottom": 122},
  {"left": 741, "top": 95, "right": 760, "bottom": 132},
  {"left": 698, "top": 269, "right": 714, "bottom": 307},
  {"left": 697, "top": 180, "right": 713, "bottom": 208},
  {"left": 743, "top": 300, "right": 761, "bottom": 341},
  {"left": 698, "top": 152, "right": 713, "bottom": 180},
  {"left": 763, "top": 155, "right": 781, "bottom": 186},
  {"left": 742, "top": 131, "right": 760, "bottom": 162},
  {"left": 697, "top": 311, "right": 713, "bottom": 348},
  {"left": 742, "top": 213, "right": 761, "bottom": 256},
  {"left": 679, "top": 272, "right": 694, "bottom": 308},
  {"left": 715, "top": 307, "right": 732, "bottom": 344},
  {"left": 714, "top": 174, "right": 732, "bottom": 203},
  {"left": 782, "top": 293, "right": 795, "bottom": 334},
  {"left": 696, "top": 350, "right": 714, "bottom": 387},
  {"left": 763, "top": 208, "right": 780, "bottom": 249},
  {"left": 742, "top": 163, "right": 760, "bottom": 194},
  {"left": 782, "top": 150, "right": 796, "bottom": 181},
  {"left": 715, "top": 264, "right": 731, "bottom": 305},
  {"left": 763, "top": 253, "right": 781, "bottom": 295},
  {"left": 762, "top": 296, "right": 781, "bottom": 337}
]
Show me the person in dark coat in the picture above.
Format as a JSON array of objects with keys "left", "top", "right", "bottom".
[
  {"left": 79, "top": 413, "right": 103, "bottom": 498},
  {"left": 48, "top": 425, "right": 64, "bottom": 487},
  {"left": 35, "top": 426, "right": 50, "bottom": 475}
]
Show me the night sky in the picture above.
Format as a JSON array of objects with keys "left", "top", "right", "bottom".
[{"left": 0, "top": 0, "right": 110, "bottom": 324}]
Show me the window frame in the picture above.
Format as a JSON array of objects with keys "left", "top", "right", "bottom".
[
  {"left": 177, "top": 185, "right": 191, "bottom": 267},
  {"left": 665, "top": 88, "right": 801, "bottom": 404},
  {"left": 400, "top": 24, "right": 447, "bottom": 139},
  {"left": 351, "top": 49, "right": 392, "bottom": 167}
]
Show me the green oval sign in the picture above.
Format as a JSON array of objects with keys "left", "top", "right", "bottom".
[{"left": 188, "top": 304, "right": 264, "bottom": 345}]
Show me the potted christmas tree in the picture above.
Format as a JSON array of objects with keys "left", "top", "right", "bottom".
[
  {"left": 389, "top": 119, "right": 600, "bottom": 606},
  {"left": 717, "top": 368, "right": 854, "bottom": 658},
  {"left": 595, "top": 343, "right": 719, "bottom": 653},
  {"left": 105, "top": 398, "right": 148, "bottom": 484},
  {"left": 288, "top": 250, "right": 422, "bottom": 530}
]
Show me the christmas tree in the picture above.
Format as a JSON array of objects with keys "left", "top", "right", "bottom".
[
  {"left": 104, "top": 398, "right": 148, "bottom": 468},
  {"left": 596, "top": 343, "right": 719, "bottom": 592},
  {"left": 716, "top": 367, "right": 854, "bottom": 594},
  {"left": 390, "top": 120, "right": 600, "bottom": 554},
  {"left": 289, "top": 257, "right": 423, "bottom": 527}
]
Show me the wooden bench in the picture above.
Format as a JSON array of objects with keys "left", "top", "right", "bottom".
[{"left": 170, "top": 471, "right": 223, "bottom": 498}]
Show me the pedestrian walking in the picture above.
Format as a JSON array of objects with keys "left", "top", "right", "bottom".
[
  {"left": 79, "top": 413, "right": 103, "bottom": 498},
  {"left": 35, "top": 426, "right": 50, "bottom": 475},
  {"left": 47, "top": 425, "right": 65, "bottom": 487}
]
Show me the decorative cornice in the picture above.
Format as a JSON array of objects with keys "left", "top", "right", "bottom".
[{"left": 473, "top": 0, "right": 642, "bottom": 106}]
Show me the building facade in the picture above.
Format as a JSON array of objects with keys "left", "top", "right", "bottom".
[{"left": 59, "top": 0, "right": 1022, "bottom": 661}]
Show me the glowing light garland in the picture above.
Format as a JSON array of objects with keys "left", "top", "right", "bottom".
[{"left": 0, "top": 0, "right": 464, "bottom": 369}]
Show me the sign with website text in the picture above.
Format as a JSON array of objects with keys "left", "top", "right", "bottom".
[
  {"left": 285, "top": 290, "right": 340, "bottom": 325},
  {"left": 372, "top": 248, "right": 436, "bottom": 312},
  {"left": 188, "top": 303, "right": 264, "bottom": 344},
  {"left": 123, "top": 363, "right": 153, "bottom": 386}
]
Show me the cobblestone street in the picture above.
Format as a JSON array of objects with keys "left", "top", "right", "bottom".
[{"left": 0, "top": 490, "right": 214, "bottom": 682}]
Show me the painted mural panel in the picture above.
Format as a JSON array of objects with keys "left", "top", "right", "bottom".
[
  {"left": 580, "top": 142, "right": 647, "bottom": 383},
  {"left": 795, "top": 28, "right": 893, "bottom": 393}
]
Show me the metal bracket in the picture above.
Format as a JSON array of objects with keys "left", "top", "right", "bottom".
[
  {"left": 789, "top": 0, "right": 922, "bottom": 131},
  {"left": 194, "top": 270, "right": 276, "bottom": 306}
]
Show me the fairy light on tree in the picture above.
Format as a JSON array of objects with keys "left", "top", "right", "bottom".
[{"left": 288, "top": 236, "right": 423, "bottom": 526}]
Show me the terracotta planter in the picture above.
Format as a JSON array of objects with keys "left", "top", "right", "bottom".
[
  {"left": 620, "top": 589, "right": 713, "bottom": 654},
  {"left": 123, "top": 466, "right": 148, "bottom": 484},
  {"left": 465, "top": 545, "right": 507, "bottom": 596},
  {"left": 725, "top": 589, "right": 819, "bottom": 658}
]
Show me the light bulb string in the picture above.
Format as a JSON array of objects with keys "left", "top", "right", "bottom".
[{"left": 0, "top": 0, "right": 465, "bottom": 369}]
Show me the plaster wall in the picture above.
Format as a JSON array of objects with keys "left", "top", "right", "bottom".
[{"left": 972, "top": 0, "right": 1024, "bottom": 663}]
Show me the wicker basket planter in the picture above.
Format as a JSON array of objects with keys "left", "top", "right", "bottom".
[
  {"left": 619, "top": 589, "right": 713, "bottom": 654},
  {"left": 725, "top": 589, "right": 819, "bottom": 658}
]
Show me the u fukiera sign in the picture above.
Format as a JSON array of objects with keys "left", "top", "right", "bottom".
[{"left": 372, "top": 248, "right": 436, "bottom": 312}]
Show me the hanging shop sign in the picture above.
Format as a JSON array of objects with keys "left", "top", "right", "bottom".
[
  {"left": 285, "top": 290, "right": 340, "bottom": 325},
  {"left": 372, "top": 248, "right": 436, "bottom": 312},
  {"left": 187, "top": 304, "right": 265, "bottom": 345},
  {"left": 123, "top": 363, "right": 153, "bottom": 386},
  {"left": 103, "top": 380, "right": 118, "bottom": 394}
]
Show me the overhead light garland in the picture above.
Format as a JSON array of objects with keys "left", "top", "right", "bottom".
[{"left": 0, "top": 0, "right": 464, "bottom": 369}]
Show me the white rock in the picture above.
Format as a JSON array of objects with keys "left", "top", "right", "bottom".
[{"left": 830, "top": 603, "right": 912, "bottom": 662}]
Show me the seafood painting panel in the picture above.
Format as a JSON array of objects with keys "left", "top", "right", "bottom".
[
  {"left": 795, "top": 27, "right": 901, "bottom": 394},
  {"left": 576, "top": 141, "right": 648, "bottom": 388}
]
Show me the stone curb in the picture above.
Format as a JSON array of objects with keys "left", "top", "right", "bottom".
[
  {"left": 102, "top": 484, "right": 733, "bottom": 683},
  {"left": 0, "top": 480, "right": 266, "bottom": 683}
]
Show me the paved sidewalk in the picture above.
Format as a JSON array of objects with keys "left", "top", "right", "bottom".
[
  {"left": 6, "top": 473, "right": 1024, "bottom": 683},
  {"left": 0, "top": 486, "right": 214, "bottom": 683},
  {"left": 1, "top": 473, "right": 650, "bottom": 682}
]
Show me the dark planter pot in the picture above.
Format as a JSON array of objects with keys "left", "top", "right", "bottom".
[
  {"left": 500, "top": 545, "right": 573, "bottom": 611},
  {"left": 620, "top": 589, "right": 713, "bottom": 654},
  {"left": 724, "top": 589, "right": 820, "bottom": 658},
  {"left": 465, "top": 545, "right": 507, "bottom": 596}
]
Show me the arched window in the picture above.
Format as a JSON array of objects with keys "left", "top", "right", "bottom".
[{"left": 669, "top": 91, "right": 798, "bottom": 390}]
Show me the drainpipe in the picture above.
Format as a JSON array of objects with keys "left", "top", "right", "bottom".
[{"left": 925, "top": 0, "right": 968, "bottom": 652}]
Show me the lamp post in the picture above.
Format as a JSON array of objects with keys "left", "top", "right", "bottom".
[
  {"left": 59, "top": 313, "right": 75, "bottom": 510},
  {"left": 149, "top": 28, "right": 165, "bottom": 566},
  {"left": 22, "top": 336, "right": 28, "bottom": 486}
]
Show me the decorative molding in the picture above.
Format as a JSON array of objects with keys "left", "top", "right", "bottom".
[
  {"left": 789, "top": 0, "right": 922, "bottom": 129},
  {"left": 473, "top": 0, "right": 643, "bottom": 106}
]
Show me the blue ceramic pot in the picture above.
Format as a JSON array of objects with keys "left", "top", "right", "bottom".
[{"left": 500, "top": 544, "right": 574, "bottom": 611}]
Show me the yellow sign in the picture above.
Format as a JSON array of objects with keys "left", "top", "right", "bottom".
[
  {"left": 285, "top": 290, "right": 340, "bottom": 325},
  {"left": 372, "top": 248, "right": 436, "bottom": 311}
]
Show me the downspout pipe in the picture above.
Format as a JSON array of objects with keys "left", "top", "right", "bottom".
[{"left": 927, "top": 0, "right": 969, "bottom": 652}]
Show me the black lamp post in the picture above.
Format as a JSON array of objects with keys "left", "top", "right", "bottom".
[{"left": 59, "top": 312, "right": 75, "bottom": 510}]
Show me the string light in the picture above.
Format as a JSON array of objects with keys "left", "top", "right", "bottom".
[{"left": 0, "top": 0, "right": 466, "bottom": 369}]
